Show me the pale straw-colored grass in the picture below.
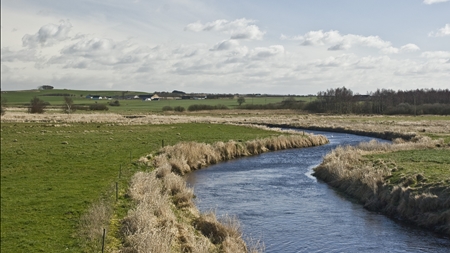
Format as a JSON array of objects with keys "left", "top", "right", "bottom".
[
  {"left": 78, "top": 199, "right": 113, "bottom": 251},
  {"left": 120, "top": 133, "right": 328, "bottom": 252},
  {"left": 313, "top": 139, "right": 450, "bottom": 235},
  {"left": 3, "top": 111, "right": 448, "bottom": 138},
  {"left": 149, "top": 134, "right": 328, "bottom": 175}
]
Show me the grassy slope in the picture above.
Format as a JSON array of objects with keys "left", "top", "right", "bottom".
[{"left": 0, "top": 122, "right": 282, "bottom": 252}]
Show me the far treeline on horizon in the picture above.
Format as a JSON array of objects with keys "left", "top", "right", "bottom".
[{"left": 1, "top": 86, "right": 449, "bottom": 116}]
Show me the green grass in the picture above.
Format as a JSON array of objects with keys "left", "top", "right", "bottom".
[
  {"left": 1, "top": 89, "right": 312, "bottom": 113},
  {"left": 424, "top": 133, "right": 450, "bottom": 145},
  {"left": 1, "top": 122, "right": 282, "bottom": 252},
  {"left": 365, "top": 149, "right": 450, "bottom": 188}
]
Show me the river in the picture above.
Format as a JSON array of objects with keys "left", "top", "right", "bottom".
[{"left": 185, "top": 130, "right": 450, "bottom": 253}]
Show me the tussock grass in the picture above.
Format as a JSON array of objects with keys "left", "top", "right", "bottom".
[
  {"left": 78, "top": 199, "right": 112, "bottom": 251},
  {"left": 313, "top": 138, "right": 450, "bottom": 235},
  {"left": 150, "top": 134, "right": 328, "bottom": 175},
  {"left": 121, "top": 133, "right": 328, "bottom": 252}
]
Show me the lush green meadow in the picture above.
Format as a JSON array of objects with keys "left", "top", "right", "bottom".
[
  {"left": 1, "top": 89, "right": 311, "bottom": 113},
  {"left": 1, "top": 122, "right": 282, "bottom": 252}
]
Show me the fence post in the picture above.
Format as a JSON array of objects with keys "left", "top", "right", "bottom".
[
  {"left": 115, "top": 182, "right": 118, "bottom": 202},
  {"left": 101, "top": 228, "right": 106, "bottom": 253}
]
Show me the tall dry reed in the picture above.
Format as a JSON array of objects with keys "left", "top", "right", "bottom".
[
  {"left": 78, "top": 199, "right": 113, "bottom": 252},
  {"left": 120, "top": 133, "right": 328, "bottom": 252},
  {"left": 150, "top": 134, "right": 328, "bottom": 175},
  {"left": 313, "top": 138, "right": 450, "bottom": 235}
]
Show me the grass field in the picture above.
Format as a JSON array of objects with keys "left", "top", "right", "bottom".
[
  {"left": 365, "top": 149, "right": 450, "bottom": 189},
  {"left": 0, "top": 122, "right": 284, "bottom": 252},
  {"left": 2, "top": 90, "right": 449, "bottom": 250},
  {"left": 1, "top": 89, "right": 312, "bottom": 113}
]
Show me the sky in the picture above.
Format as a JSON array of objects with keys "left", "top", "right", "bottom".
[{"left": 1, "top": 0, "right": 449, "bottom": 95}]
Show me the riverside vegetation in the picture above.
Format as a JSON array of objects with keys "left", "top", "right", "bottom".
[
  {"left": 120, "top": 134, "right": 328, "bottom": 252},
  {"left": 0, "top": 122, "right": 302, "bottom": 252},
  {"left": 1, "top": 101, "right": 449, "bottom": 251},
  {"left": 313, "top": 138, "right": 450, "bottom": 235}
]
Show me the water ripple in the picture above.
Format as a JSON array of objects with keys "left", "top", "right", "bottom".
[{"left": 186, "top": 130, "right": 450, "bottom": 252}]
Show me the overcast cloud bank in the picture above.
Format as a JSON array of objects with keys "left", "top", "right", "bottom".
[{"left": 1, "top": 0, "right": 449, "bottom": 94}]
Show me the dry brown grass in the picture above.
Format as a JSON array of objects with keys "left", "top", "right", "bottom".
[
  {"left": 120, "top": 170, "right": 249, "bottom": 252},
  {"left": 78, "top": 199, "right": 113, "bottom": 252},
  {"left": 149, "top": 134, "right": 328, "bottom": 175},
  {"left": 3, "top": 111, "right": 448, "bottom": 139},
  {"left": 120, "top": 133, "right": 328, "bottom": 252},
  {"left": 120, "top": 172, "right": 177, "bottom": 253},
  {"left": 313, "top": 138, "right": 450, "bottom": 235}
]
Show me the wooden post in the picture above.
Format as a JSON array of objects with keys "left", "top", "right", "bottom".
[
  {"left": 101, "top": 228, "right": 106, "bottom": 253},
  {"left": 115, "top": 182, "right": 118, "bottom": 201},
  {"left": 162, "top": 139, "right": 164, "bottom": 148},
  {"left": 119, "top": 164, "right": 122, "bottom": 179}
]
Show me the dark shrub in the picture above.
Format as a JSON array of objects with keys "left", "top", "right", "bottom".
[
  {"left": 215, "top": 104, "right": 228, "bottom": 110},
  {"left": 385, "top": 103, "right": 413, "bottom": 115},
  {"left": 188, "top": 104, "right": 213, "bottom": 111},
  {"left": 162, "top": 106, "right": 173, "bottom": 111},
  {"left": 89, "top": 103, "right": 109, "bottom": 111},
  {"left": 174, "top": 106, "right": 185, "bottom": 112},
  {"left": 187, "top": 104, "right": 229, "bottom": 111},
  {"left": 28, "top": 96, "right": 48, "bottom": 114},
  {"left": 108, "top": 100, "right": 120, "bottom": 106}
]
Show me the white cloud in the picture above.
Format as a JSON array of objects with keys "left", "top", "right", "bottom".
[
  {"left": 210, "top": 40, "right": 240, "bottom": 51},
  {"left": 284, "top": 30, "right": 401, "bottom": 54},
  {"left": 423, "top": 0, "right": 450, "bottom": 4},
  {"left": 61, "top": 38, "right": 116, "bottom": 57},
  {"left": 185, "top": 18, "right": 265, "bottom": 40},
  {"left": 421, "top": 51, "right": 450, "bottom": 59},
  {"left": 249, "top": 45, "right": 284, "bottom": 59},
  {"left": 1, "top": 48, "right": 41, "bottom": 62},
  {"left": 22, "top": 20, "right": 72, "bottom": 48},
  {"left": 428, "top": 24, "right": 450, "bottom": 37},
  {"left": 400, "top": 44, "right": 420, "bottom": 52}
]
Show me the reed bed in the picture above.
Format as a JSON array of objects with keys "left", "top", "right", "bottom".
[
  {"left": 150, "top": 134, "right": 328, "bottom": 175},
  {"left": 121, "top": 134, "right": 326, "bottom": 252},
  {"left": 313, "top": 137, "right": 450, "bottom": 235}
]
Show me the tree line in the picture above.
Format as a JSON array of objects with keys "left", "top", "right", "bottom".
[{"left": 305, "top": 87, "right": 450, "bottom": 115}]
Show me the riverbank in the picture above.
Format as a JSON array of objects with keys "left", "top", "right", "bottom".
[
  {"left": 2, "top": 111, "right": 448, "bottom": 251},
  {"left": 120, "top": 133, "right": 328, "bottom": 252},
  {"left": 313, "top": 138, "right": 450, "bottom": 236}
]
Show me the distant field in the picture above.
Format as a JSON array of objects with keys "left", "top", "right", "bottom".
[{"left": 1, "top": 89, "right": 313, "bottom": 113}]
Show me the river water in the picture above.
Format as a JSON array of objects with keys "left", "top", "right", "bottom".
[{"left": 185, "top": 130, "right": 450, "bottom": 253}]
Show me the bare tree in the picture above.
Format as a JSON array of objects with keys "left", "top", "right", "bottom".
[{"left": 63, "top": 96, "right": 75, "bottom": 114}]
